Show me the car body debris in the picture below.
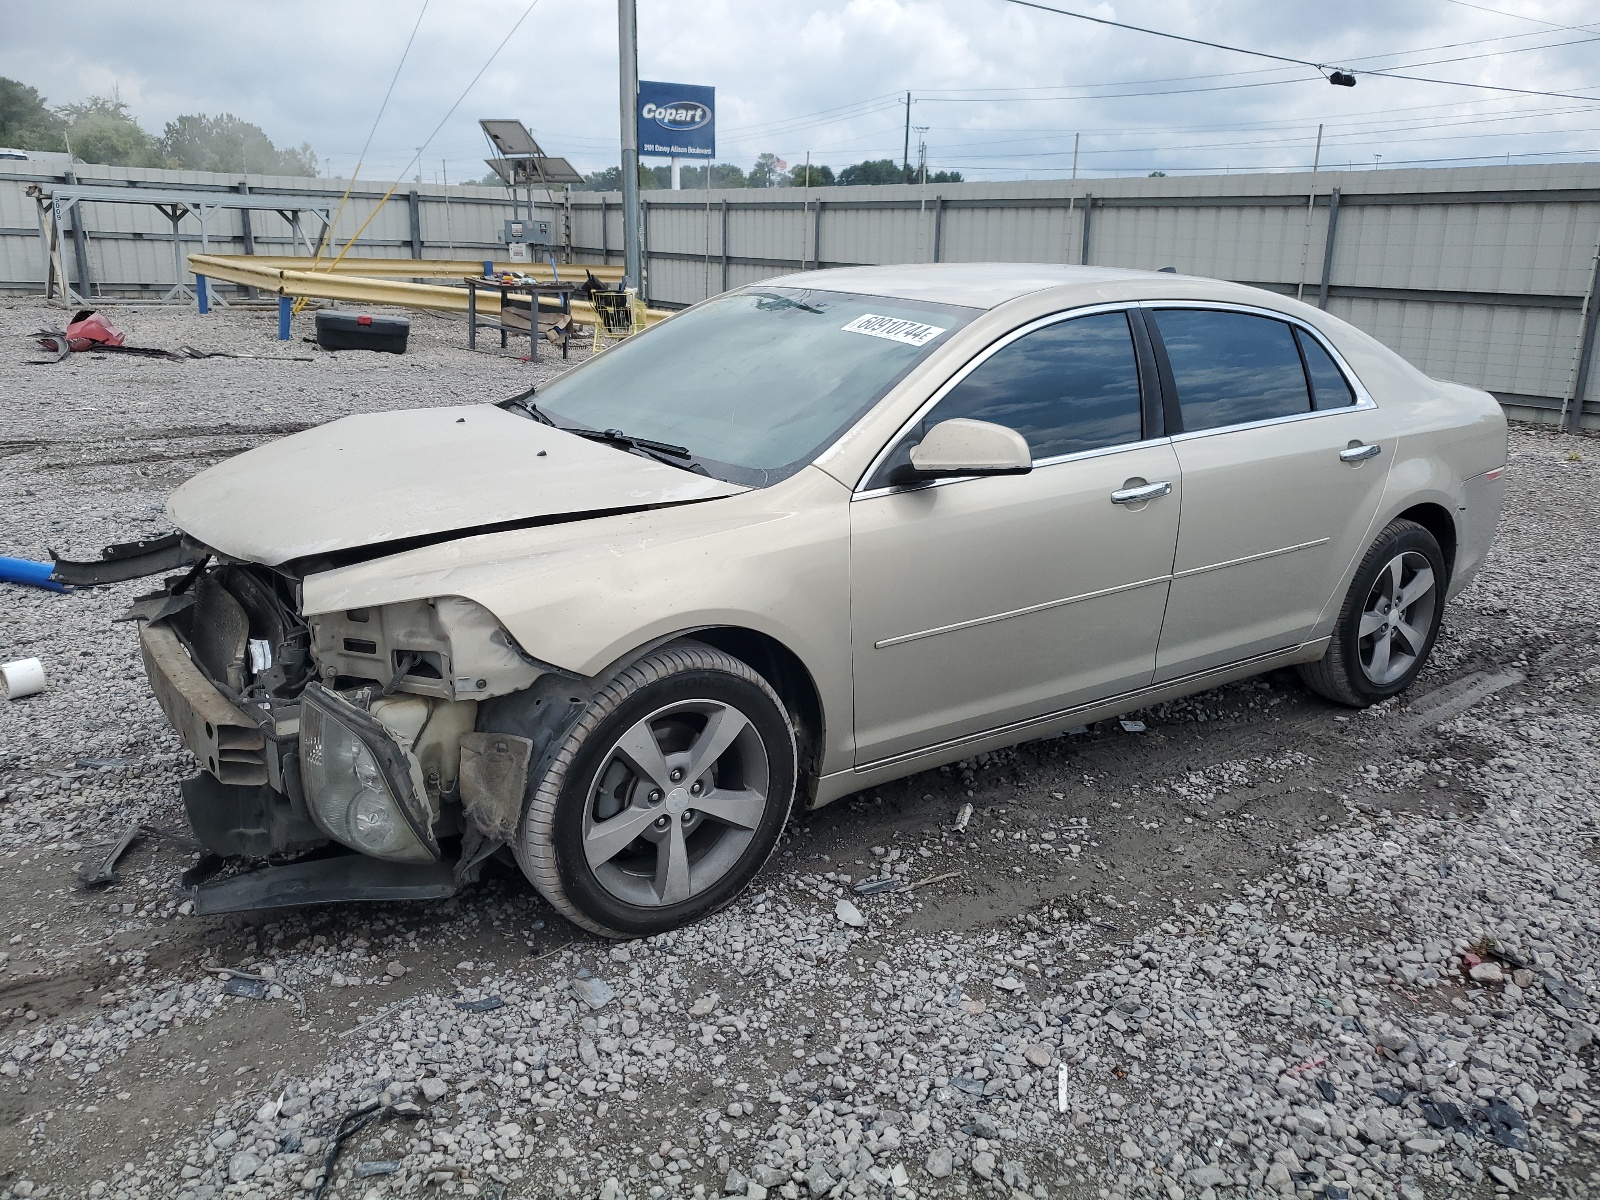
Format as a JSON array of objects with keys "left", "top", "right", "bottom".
[
  {"left": 221, "top": 975, "right": 269, "bottom": 1000},
  {"left": 309, "top": 1099, "right": 421, "bottom": 1200},
  {"left": 851, "top": 876, "right": 900, "bottom": 896},
  {"left": 209, "top": 967, "right": 307, "bottom": 1015},
  {"left": 77, "top": 822, "right": 143, "bottom": 887}
]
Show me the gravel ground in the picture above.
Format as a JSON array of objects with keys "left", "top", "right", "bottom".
[{"left": 1, "top": 298, "right": 1598, "bottom": 1200}]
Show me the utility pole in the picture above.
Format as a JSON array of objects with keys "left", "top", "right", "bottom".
[
  {"left": 1071, "top": 132, "right": 1080, "bottom": 181},
  {"left": 618, "top": 0, "right": 642, "bottom": 289},
  {"left": 901, "top": 92, "right": 911, "bottom": 181}
]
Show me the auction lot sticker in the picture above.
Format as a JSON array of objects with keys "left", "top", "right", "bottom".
[{"left": 840, "top": 314, "right": 947, "bottom": 347}]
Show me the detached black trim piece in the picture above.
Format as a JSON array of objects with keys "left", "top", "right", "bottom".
[
  {"left": 190, "top": 854, "right": 460, "bottom": 913},
  {"left": 52, "top": 532, "right": 207, "bottom": 586}
]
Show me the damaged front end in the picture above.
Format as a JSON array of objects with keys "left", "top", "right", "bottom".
[{"left": 108, "top": 552, "right": 542, "bottom": 912}]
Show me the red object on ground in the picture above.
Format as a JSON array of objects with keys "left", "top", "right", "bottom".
[{"left": 63, "top": 310, "right": 126, "bottom": 352}]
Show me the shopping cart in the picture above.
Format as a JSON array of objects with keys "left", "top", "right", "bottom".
[{"left": 589, "top": 287, "right": 647, "bottom": 353}]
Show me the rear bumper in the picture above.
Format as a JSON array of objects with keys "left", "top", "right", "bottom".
[{"left": 1450, "top": 466, "right": 1506, "bottom": 599}]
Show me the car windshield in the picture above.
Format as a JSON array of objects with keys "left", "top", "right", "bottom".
[{"left": 533, "top": 286, "right": 978, "bottom": 485}]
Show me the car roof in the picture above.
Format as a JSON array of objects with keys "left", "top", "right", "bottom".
[{"left": 760, "top": 262, "right": 1183, "bottom": 310}]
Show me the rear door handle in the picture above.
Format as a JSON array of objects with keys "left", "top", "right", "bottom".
[
  {"left": 1110, "top": 480, "right": 1173, "bottom": 505},
  {"left": 1340, "top": 443, "right": 1382, "bottom": 463}
]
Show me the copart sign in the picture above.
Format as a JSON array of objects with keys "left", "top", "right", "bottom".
[{"left": 638, "top": 81, "right": 715, "bottom": 159}]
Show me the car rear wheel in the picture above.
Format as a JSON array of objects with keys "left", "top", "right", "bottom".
[
  {"left": 514, "top": 643, "right": 797, "bottom": 938},
  {"left": 1299, "top": 518, "right": 1447, "bottom": 708}
]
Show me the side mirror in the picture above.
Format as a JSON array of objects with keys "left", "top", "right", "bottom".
[{"left": 905, "top": 418, "right": 1032, "bottom": 479}]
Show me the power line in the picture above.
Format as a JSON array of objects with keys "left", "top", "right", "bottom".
[
  {"left": 1438, "top": 0, "right": 1600, "bottom": 36},
  {"left": 915, "top": 26, "right": 1598, "bottom": 97},
  {"left": 355, "top": 0, "right": 429, "bottom": 168},
  {"left": 1000, "top": 0, "right": 1600, "bottom": 103}
]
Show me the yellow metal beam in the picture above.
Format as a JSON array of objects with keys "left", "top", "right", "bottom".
[
  {"left": 186, "top": 254, "right": 668, "bottom": 329},
  {"left": 199, "top": 255, "right": 626, "bottom": 281}
]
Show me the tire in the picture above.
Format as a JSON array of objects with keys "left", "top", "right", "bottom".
[
  {"left": 1299, "top": 518, "right": 1447, "bottom": 708},
  {"left": 513, "top": 643, "right": 797, "bottom": 938}
]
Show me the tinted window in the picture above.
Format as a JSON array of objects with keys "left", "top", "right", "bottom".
[
  {"left": 915, "top": 311, "right": 1144, "bottom": 461},
  {"left": 1296, "top": 328, "right": 1356, "bottom": 409},
  {"left": 1154, "top": 310, "right": 1311, "bottom": 432}
]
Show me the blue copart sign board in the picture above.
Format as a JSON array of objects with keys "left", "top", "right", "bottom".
[{"left": 638, "top": 81, "right": 715, "bottom": 159}]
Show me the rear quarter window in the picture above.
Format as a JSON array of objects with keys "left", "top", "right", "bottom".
[{"left": 1296, "top": 328, "right": 1357, "bottom": 409}]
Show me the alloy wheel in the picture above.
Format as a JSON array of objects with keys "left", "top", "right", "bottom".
[
  {"left": 579, "top": 699, "right": 771, "bottom": 907},
  {"left": 1357, "top": 550, "right": 1437, "bottom": 686}
]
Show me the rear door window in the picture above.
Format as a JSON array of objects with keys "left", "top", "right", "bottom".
[
  {"left": 1296, "top": 328, "right": 1357, "bottom": 409},
  {"left": 911, "top": 310, "right": 1145, "bottom": 462},
  {"left": 1152, "top": 309, "right": 1312, "bottom": 433}
]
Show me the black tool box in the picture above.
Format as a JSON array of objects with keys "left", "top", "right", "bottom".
[{"left": 314, "top": 310, "right": 410, "bottom": 353}]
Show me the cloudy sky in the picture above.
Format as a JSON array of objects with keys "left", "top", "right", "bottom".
[{"left": 3, "top": 0, "right": 1597, "bottom": 184}]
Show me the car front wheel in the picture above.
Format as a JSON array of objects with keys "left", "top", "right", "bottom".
[
  {"left": 1299, "top": 518, "right": 1447, "bottom": 708},
  {"left": 514, "top": 643, "right": 797, "bottom": 938}
]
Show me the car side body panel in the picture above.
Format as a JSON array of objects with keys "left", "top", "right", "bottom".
[{"left": 269, "top": 268, "right": 1506, "bottom": 816}]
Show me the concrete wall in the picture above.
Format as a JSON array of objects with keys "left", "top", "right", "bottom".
[{"left": 4, "top": 158, "right": 1598, "bottom": 427}]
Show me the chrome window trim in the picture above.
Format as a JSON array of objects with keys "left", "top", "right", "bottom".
[
  {"left": 1138, "top": 300, "right": 1377, "bottom": 442},
  {"left": 852, "top": 301, "right": 1149, "bottom": 499}
]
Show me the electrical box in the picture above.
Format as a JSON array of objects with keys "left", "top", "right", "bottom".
[{"left": 503, "top": 218, "right": 553, "bottom": 247}]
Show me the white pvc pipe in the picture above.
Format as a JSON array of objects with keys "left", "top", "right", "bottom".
[{"left": 0, "top": 658, "right": 47, "bottom": 700}]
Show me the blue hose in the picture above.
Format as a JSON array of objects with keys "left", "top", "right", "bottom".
[{"left": 0, "top": 556, "right": 69, "bottom": 592}]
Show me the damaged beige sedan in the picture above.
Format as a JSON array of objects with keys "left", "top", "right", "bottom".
[{"left": 60, "top": 264, "right": 1507, "bottom": 937}]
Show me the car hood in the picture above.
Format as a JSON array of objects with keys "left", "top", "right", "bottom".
[{"left": 166, "top": 404, "right": 746, "bottom": 566}]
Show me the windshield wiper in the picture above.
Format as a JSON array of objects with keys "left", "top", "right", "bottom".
[
  {"left": 496, "top": 386, "right": 555, "bottom": 426},
  {"left": 567, "top": 427, "right": 708, "bottom": 473},
  {"left": 584, "top": 428, "right": 691, "bottom": 457}
]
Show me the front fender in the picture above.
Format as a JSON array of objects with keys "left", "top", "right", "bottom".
[{"left": 301, "top": 467, "right": 854, "bottom": 772}]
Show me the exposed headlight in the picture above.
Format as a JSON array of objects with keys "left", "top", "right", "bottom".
[{"left": 300, "top": 685, "right": 437, "bottom": 863}]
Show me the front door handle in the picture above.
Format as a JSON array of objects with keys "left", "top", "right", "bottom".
[
  {"left": 1110, "top": 480, "right": 1173, "bottom": 505},
  {"left": 1340, "top": 443, "right": 1382, "bottom": 463}
]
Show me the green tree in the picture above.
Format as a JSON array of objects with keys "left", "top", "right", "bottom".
[
  {"left": 749, "top": 152, "right": 787, "bottom": 188},
  {"left": 58, "top": 95, "right": 165, "bottom": 167},
  {"left": 837, "top": 158, "right": 907, "bottom": 186},
  {"left": 0, "top": 77, "right": 66, "bottom": 151},
  {"left": 677, "top": 162, "right": 747, "bottom": 188},
  {"left": 788, "top": 162, "right": 834, "bottom": 187},
  {"left": 160, "top": 113, "right": 315, "bottom": 176},
  {"left": 576, "top": 165, "right": 622, "bottom": 191},
  {"left": 927, "top": 168, "right": 963, "bottom": 183}
]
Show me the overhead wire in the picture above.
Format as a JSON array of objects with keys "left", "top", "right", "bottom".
[
  {"left": 999, "top": 0, "right": 1600, "bottom": 103},
  {"left": 306, "top": 0, "right": 429, "bottom": 287},
  {"left": 318, "top": 0, "right": 545, "bottom": 274},
  {"left": 1438, "top": 0, "right": 1599, "bottom": 36}
]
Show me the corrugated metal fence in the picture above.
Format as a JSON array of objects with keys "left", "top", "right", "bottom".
[{"left": 4, "top": 158, "right": 1598, "bottom": 428}]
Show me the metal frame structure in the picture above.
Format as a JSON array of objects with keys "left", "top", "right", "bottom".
[{"left": 29, "top": 183, "right": 334, "bottom": 307}]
